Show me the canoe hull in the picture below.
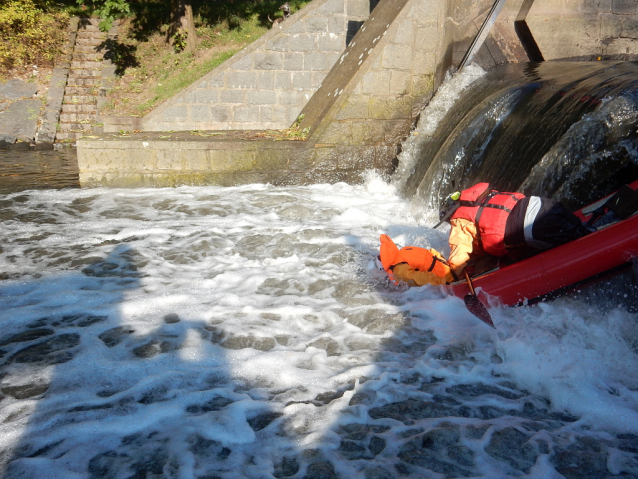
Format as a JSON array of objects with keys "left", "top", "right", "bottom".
[{"left": 451, "top": 184, "right": 638, "bottom": 306}]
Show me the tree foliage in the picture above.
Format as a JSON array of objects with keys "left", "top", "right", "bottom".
[
  {"left": 76, "top": 0, "right": 130, "bottom": 31},
  {"left": 0, "top": 0, "right": 69, "bottom": 71}
]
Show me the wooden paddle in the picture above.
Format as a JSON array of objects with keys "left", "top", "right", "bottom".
[{"left": 464, "top": 269, "right": 495, "bottom": 328}]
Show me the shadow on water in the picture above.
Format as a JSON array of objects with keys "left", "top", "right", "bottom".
[{"left": 0, "top": 243, "right": 296, "bottom": 478}]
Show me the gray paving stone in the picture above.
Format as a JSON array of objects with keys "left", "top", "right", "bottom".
[
  {"left": 0, "top": 99, "right": 41, "bottom": 141},
  {"left": 0, "top": 79, "right": 37, "bottom": 101},
  {"left": 0, "top": 133, "right": 17, "bottom": 144}
]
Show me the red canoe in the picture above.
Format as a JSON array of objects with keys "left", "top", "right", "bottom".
[{"left": 450, "top": 180, "right": 638, "bottom": 307}]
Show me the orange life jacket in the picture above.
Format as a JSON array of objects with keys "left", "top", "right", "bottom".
[
  {"left": 379, "top": 234, "right": 451, "bottom": 284},
  {"left": 451, "top": 183, "right": 524, "bottom": 256}
]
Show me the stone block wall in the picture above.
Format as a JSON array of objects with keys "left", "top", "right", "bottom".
[
  {"left": 104, "top": 0, "right": 374, "bottom": 133},
  {"left": 77, "top": 131, "right": 396, "bottom": 187}
]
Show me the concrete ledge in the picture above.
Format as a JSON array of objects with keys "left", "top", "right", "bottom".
[{"left": 76, "top": 130, "right": 396, "bottom": 187}]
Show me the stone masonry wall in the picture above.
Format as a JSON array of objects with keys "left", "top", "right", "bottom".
[
  {"left": 525, "top": 0, "right": 638, "bottom": 60},
  {"left": 104, "top": 0, "right": 373, "bottom": 133},
  {"left": 303, "top": 0, "right": 494, "bottom": 149}
]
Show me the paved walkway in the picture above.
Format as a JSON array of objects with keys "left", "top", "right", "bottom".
[{"left": 0, "top": 80, "right": 40, "bottom": 145}]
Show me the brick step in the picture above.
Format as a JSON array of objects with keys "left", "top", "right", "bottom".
[
  {"left": 64, "top": 86, "right": 98, "bottom": 96},
  {"left": 68, "top": 69, "right": 102, "bottom": 78},
  {"left": 64, "top": 95, "right": 98, "bottom": 104},
  {"left": 59, "top": 112, "right": 97, "bottom": 123},
  {"left": 61, "top": 104, "right": 97, "bottom": 114},
  {"left": 66, "top": 77, "right": 100, "bottom": 87},
  {"left": 73, "top": 52, "right": 104, "bottom": 61}
]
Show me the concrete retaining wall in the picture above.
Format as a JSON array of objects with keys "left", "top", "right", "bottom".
[{"left": 78, "top": 0, "right": 496, "bottom": 187}]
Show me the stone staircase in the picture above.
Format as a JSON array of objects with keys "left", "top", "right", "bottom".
[{"left": 56, "top": 18, "right": 117, "bottom": 143}]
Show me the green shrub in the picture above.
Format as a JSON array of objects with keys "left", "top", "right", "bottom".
[{"left": 0, "top": 0, "right": 69, "bottom": 71}]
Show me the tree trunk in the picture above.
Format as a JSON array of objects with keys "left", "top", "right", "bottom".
[{"left": 168, "top": 0, "right": 199, "bottom": 53}]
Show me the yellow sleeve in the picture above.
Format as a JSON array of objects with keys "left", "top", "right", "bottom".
[
  {"left": 392, "top": 262, "right": 449, "bottom": 287},
  {"left": 448, "top": 218, "right": 477, "bottom": 276},
  {"left": 430, "top": 248, "right": 457, "bottom": 284}
]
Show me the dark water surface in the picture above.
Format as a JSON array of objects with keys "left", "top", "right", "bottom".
[{"left": 0, "top": 147, "right": 79, "bottom": 194}]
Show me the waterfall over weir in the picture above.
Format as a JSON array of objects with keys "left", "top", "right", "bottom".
[{"left": 394, "top": 61, "right": 638, "bottom": 221}]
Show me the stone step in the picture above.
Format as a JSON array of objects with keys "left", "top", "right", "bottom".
[
  {"left": 73, "top": 52, "right": 104, "bottom": 62},
  {"left": 81, "top": 17, "right": 103, "bottom": 27},
  {"left": 61, "top": 104, "right": 97, "bottom": 114},
  {"left": 74, "top": 45, "right": 101, "bottom": 54},
  {"left": 76, "top": 37, "right": 106, "bottom": 47},
  {"left": 77, "top": 24, "right": 106, "bottom": 33},
  {"left": 71, "top": 60, "right": 103, "bottom": 69},
  {"left": 78, "top": 23, "right": 103, "bottom": 32},
  {"left": 68, "top": 69, "right": 102, "bottom": 78},
  {"left": 57, "top": 122, "right": 95, "bottom": 132},
  {"left": 66, "top": 77, "right": 100, "bottom": 87},
  {"left": 64, "top": 95, "right": 97, "bottom": 104},
  {"left": 76, "top": 34, "right": 107, "bottom": 44},
  {"left": 55, "top": 131, "right": 81, "bottom": 141},
  {"left": 76, "top": 34, "right": 104, "bottom": 42},
  {"left": 64, "top": 86, "right": 98, "bottom": 96},
  {"left": 59, "top": 112, "right": 97, "bottom": 123}
]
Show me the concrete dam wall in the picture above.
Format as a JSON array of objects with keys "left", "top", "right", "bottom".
[{"left": 77, "top": 0, "right": 638, "bottom": 188}]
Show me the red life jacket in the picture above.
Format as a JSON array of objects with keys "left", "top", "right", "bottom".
[
  {"left": 451, "top": 183, "right": 524, "bottom": 256},
  {"left": 379, "top": 234, "right": 450, "bottom": 284}
]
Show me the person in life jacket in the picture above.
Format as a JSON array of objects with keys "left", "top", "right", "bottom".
[
  {"left": 440, "top": 183, "right": 592, "bottom": 277},
  {"left": 378, "top": 234, "right": 456, "bottom": 286}
]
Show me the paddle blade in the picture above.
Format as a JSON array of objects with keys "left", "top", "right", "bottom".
[{"left": 464, "top": 294, "right": 495, "bottom": 328}]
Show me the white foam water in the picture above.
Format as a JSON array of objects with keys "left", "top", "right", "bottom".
[{"left": 1, "top": 175, "right": 637, "bottom": 479}]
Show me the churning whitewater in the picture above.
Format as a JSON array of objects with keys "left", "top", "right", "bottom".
[{"left": 1, "top": 177, "right": 637, "bottom": 479}]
